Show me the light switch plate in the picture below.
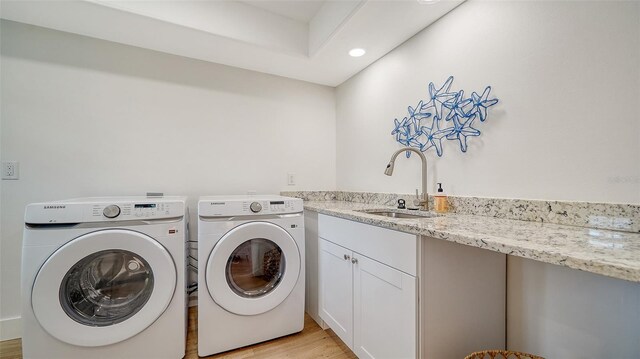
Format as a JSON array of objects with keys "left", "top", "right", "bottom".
[
  {"left": 2, "top": 161, "right": 19, "bottom": 180},
  {"left": 287, "top": 173, "right": 296, "bottom": 186}
]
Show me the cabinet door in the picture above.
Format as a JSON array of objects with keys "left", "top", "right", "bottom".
[
  {"left": 319, "top": 238, "right": 354, "bottom": 348},
  {"left": 354, "top": 255, "right": 417, "bottom": 359}
]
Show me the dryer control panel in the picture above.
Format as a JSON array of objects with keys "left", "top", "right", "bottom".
[{"left": 199, "top": 196, "right": 303, "bottom": 217}]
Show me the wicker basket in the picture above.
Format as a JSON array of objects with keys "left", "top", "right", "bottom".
[{"left": 464, "top": 350, "right": 544, "bottom": 359}]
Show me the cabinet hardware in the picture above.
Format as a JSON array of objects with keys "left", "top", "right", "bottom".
[
  {"left": 344, "top": 254, "right": 351, "bottom": 261},
  {"left": 351, "top": 258, "right": 358, "bottom": 264}
]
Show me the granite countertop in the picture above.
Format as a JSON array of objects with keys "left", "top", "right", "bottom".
[{"left": 303, "top": 200, "right": 640, "bottom": 283}]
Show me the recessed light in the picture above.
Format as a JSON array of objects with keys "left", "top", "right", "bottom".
[
  {"left": 417, "top": 0, "right": 440, "bottom": 4},
  {"left": 349, "top": 48, "right": 366, "bottom": 57}
]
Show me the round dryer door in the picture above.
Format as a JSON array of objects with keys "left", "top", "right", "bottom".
[
  {"left": 206, "top": 221, "right": 301, "bottom": 316},
  {"left": 31, "top": 229, "right": 176, "bottom": 347}
]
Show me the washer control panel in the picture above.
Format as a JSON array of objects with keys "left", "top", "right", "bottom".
[
  {"left": 25, "top": 198, "right": 186, "bottom": 224},
  {"left": 93, "top": 202, "right": 184, "bottom": 221},
  {"left": 91, "top": 202, "right": 183, "bottom": 221}
]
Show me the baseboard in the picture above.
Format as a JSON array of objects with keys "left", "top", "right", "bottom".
[{"left": 0, "top": 316, "right": 21, "bottom": 340}]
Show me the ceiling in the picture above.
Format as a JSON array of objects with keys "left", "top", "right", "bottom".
[
  {"left": 0, "top": 0, "right": 464, "bottom": 86},
  {"left": 238, "top": 1, "right": 325, "bottom": 22}
]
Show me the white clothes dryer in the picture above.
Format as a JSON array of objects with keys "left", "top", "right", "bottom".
[
  {"left": 21, "top": 197, "right": 188, "bottom": 359},
  {"left": 197, "top": 195, "right": 304, "bottom": 356}
]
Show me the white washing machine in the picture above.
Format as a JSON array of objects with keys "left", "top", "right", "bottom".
[
  {"left": 197, "top": 195, "right": 305, "bottom": 356},
  {"left": 21, "top": 197, "right": 188, "bottom": 359}
]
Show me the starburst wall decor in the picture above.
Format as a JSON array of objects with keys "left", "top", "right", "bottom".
[{"left": 391, "top": 76, "right": 499, "bottom": 157}]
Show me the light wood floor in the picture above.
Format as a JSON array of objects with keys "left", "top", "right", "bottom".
[{"left": 0, "top": 307, "right": 355, "bottom": 359}]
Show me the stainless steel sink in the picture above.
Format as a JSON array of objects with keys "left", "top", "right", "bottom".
[{"left": 359, "top": 210, "right": 435, "bottom": 219}]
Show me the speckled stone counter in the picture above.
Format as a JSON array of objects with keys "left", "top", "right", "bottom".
[
  {"left": 302, "top": 200, "right": 640, "bottom": 283},
  {"left": 282, "top": 191, "right": 640, "bottom": 233}
]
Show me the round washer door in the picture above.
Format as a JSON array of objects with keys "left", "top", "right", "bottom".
[
  {"left": 206, "top": 221, "right": 300, "bottom": 316},
  {"left": 32, "top": 229, "right": 176, "bottom": 347}
]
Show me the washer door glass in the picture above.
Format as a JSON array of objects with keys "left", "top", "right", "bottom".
[
  {"left": 226, "top": 238, "right": 285, "bottom": 298},
  {"left": 60, "top": 249, "right": 154, "bottom": 327}
]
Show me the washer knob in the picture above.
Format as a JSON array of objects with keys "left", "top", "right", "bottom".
[
  {"left": 103, "top": 205, "right": 121, "bottom": 218},
  {"left": 250, "top": 202, "right": 262, "bottom": 213}
]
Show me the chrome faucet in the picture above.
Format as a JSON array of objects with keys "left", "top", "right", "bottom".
[{"left": 384, "top": 147, "right": 429, "bottom": 211}]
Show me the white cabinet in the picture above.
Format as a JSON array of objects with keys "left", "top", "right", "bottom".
[
  {"left": 319, "top": 239, "right": 353, "bottom": 345},
  {"left": 318, "top": 215, "right": 417, "bottom": 359},
  {"left": 353, "top": 254, "right": 416, "bottom": 359},
  {"left": 317, "top": 212, "right": 506, "bottom": 359}
]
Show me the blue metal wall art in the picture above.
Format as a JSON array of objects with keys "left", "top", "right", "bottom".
[{"left": 392, "top": 76, "right": 499, "bottom": 157}]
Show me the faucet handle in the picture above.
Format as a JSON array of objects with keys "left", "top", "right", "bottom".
[
  {"left": 413, "top": 189, "right": 422, "bottom": 207},
  {"left": 413, "top": 188, "right": 428, "bottom": 209}
]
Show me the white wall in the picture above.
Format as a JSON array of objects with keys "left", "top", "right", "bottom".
[
  {"left": 336, "top": 0, "right": 640, "bottom": 204},
  {"left": 0, "top": 20, "right": 336, "bottom": 338},
  {"left": 508, "top": 257, "right": 640, "bottom": 357}
]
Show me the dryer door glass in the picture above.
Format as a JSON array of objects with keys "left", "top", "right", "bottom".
[
  {"left": 226, "top": 238, "right": 285, "bottom": 298},
  {"left": 59, "top": 249, "right": 154, "bottom": 326}
]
